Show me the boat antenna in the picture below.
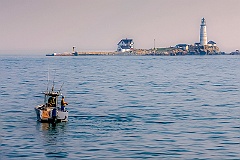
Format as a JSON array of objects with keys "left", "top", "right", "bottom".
[
  {"left": 46, "top": 67, "right": 50, "bottom": 92},
  {"left": 59, "top": 82, "right": 64, "bottom": 93},
  {"left": 52, "top": 69, "right": 56, "bottom": 91},
  {"left": 45, "top": 67, "right": 50, "bottom": 105}
]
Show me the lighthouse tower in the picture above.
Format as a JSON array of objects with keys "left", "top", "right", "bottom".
[{"left": 200, "top": 18, "right": 207, "bottom": 46}]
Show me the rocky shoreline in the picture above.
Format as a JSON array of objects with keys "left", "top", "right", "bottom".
[{"left": 47, "top": 47, "right": 234, "bottom": 56}]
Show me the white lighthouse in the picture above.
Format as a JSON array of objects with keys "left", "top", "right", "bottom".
[{"left": 200, "top": 18, "right": 207, "bottom": 46}]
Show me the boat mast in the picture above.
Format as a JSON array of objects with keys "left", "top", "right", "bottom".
[
  {"left": 45, "top": 68, "right": 50, "bottom": 104},
  {"left": 52, "top": 69, "right": 56, "bottom": 92}
]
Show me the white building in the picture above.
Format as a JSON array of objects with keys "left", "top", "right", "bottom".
[
  {"left": 200, "top": 18, "right": 207, "bottom": 46},
  {"left": 207, "top": 40, "right": 216, "bottom": 47},
  {"left": 176, "top": 44, "right": 189, "bottom": 51},
  {"left": 117, "top": 38, "right": 134, "bottom": 52}
]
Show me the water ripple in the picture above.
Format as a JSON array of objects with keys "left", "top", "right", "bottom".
[{"left": 1, "top": 55, "right": 240, "bottom": 159}]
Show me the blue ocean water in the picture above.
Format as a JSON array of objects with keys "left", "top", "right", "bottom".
[{"left": 0, "top": 55, "right": 240, "bottom": 159}]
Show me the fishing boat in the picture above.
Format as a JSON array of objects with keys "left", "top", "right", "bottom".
[{"left": 35, "top": 86, "right": 69, "bottom": 123}]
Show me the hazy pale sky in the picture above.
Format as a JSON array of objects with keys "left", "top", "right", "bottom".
[{"left": 1, "top": 0, "right": 240, "bottom": 54}]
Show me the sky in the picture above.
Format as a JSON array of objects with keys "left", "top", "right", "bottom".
[{"left": 1, "top": 0, "right": 240, "bottom": 55}]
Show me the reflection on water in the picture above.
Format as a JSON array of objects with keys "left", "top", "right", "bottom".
[{"left": 36, "top": 122, "right": 69, "bottom": 158}]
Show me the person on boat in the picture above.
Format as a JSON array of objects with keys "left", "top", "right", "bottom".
[
  {"left": 42, "top": 108, "right": 49, "bottom": 119},
  {"left": 48, "top": 96, "right": 56, "bottom": 107},
  {"left": 61, "top": 96, "right": 68, "bottom": 111}
]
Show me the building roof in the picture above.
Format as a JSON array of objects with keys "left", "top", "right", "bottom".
[
  {"left": 208, "top": 41, "right": 216, "bottom": 44},
  {"left": 118, "top": 38, "right": 133, "bottom": 45},
  {"left": 176, "top": 44, "right": 188, "bottom": 47}
]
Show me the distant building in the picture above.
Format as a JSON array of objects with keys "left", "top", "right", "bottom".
[
  {"left": 230, "top": 50, "right": 240, "bottom": 55},
  {"left": 175, "top": 44, "right": 189, "bottom": 51},
  {"left": 117, "top": 38, "right": 134, "bottom": 52},
  {"left": 200, "top": 18, "right": 207, "bottom": 46},
  {"left": 194, "top": 43, "right": 201, "bottom": 47},
  {"left": 207, "top": 40, "right": 216, "bottom": 47}
]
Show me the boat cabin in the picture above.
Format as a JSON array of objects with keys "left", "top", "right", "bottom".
[{"left": 44, "top": 91, "right": 61, "bottom": 108}]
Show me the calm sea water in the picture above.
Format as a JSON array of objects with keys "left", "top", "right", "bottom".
[{"left": 1, "top": 55, "right": 240, "bottom": 159}]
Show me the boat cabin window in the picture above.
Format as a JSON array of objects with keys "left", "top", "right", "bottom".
[{"left": 48, "top": 96, "right": 57, "bottom": 107}]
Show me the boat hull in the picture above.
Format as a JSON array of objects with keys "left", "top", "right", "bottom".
[{"left": 35, "top": 105, "right": 68, "bottom": 123}]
